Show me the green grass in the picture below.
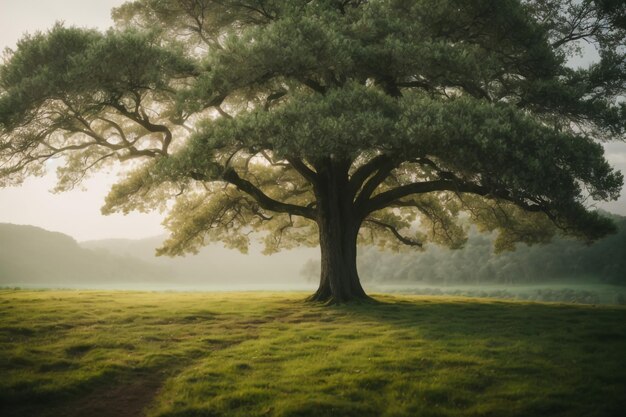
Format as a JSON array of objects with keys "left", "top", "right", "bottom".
[
  {"left": 1, "top": 290, "right": 625, "bottom": 417},
  {"left": 372, "top": 282, "right": 626, "bottom": 305}
]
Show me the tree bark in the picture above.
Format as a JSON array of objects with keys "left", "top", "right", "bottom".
[{"left": 308, "top": 158, "right": 369, "bottom": 303}]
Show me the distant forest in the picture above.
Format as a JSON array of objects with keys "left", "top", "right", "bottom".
[{"left": 302, "top": 212, "right": 626, "bottom": 285}]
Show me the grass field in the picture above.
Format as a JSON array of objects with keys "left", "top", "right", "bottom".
[
  {"left": 1, "top": 290, "right": 625, "bottom": 417},
  {"left": 371, "top": 283, "right": 626, "bottom": 305}
]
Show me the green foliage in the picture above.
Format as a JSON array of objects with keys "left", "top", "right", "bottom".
[
  {"left": 1, "top": 290, "right": 626, "bottom": 416},
  {"left": 1, "top": 0, "right": 624, "bottom": 261},
  {"left": 0, "top": 24, "right": 195, "bottom": 189}
]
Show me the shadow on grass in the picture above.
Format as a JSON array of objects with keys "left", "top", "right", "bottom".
[
  {"left": 258, "top": 295, "right": 626, "bottom": 417},
  {"left": 0, "top": 363, "right": 177, "bottom": 417},
  {"left": 343, "top": 295, "right": 626, "bottom": 339},
  {"left": 3, "top": 293, "right": 626, "bottom": 417}
]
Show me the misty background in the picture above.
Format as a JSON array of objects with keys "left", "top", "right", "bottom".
[{"left": 2, "top": 217, "right": 625, "bottom": 305}]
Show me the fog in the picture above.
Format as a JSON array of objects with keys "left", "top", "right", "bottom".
[
  {"left": 2, "top": 218, "right": 625, "bottom": 305},
  {"left": 0, "top": 0, "right": 166, "bottom": 241}
]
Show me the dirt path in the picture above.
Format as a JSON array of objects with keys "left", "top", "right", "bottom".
[
  {"left": 64, "top": 370, "right": 168, "bottom": 417},
  {"left": 0, "top": 367, "right": 173, "bottom": 417}
]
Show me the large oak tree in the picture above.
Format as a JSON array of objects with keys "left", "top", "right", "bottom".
[{"left": 1, "top": 0, "right": 624, "bottom": 302}]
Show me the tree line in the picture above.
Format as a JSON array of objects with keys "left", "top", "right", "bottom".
[{"left": 302, "top": 213, "right": 626, "bottom": 285}]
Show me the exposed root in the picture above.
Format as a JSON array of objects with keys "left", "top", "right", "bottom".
[{"left": 306, "top": 291, "right": 375, "bottom": 305}]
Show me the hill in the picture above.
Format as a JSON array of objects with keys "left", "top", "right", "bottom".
[
  {"left": 0, "top": 224, "right": 170, "bottom": 286},
  {"left": 0, "top": 223, "right": 315, "bottom": 288}
]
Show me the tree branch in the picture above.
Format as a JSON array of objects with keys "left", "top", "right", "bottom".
[
  {"left": 300, "top": 78, "right": 327, "bottom": 94},
  {"left": 396, "top": 80, "right": 433, "bottom": 90},
  {"left": 222, "top": 168, "right": 316, "bottom": 220},
  {"left": 364, "top": 179, "right": 545, "bottom": 216},
  {"left": 364, "top": 218, "right": 423, "bottom": 247},
  {"left": 286, "top": 157, "right": 318, "bottom": 186},
  {"left": 349, "top": 154, "right": 391, "bottom": 196},
  {"left": 108, "top": 101, "right": 173, "bottom": 154},
  {"left": 353, "top": 157, "right": 396, "bottom": 209}
]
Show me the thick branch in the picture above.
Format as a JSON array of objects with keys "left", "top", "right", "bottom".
[
  {"left": 286, "top": 157, "right": 318, "bottom": 186},
  {"left": 349, "top": 154, "right": 391, "bottom": 196},
  {"left": 300, "top": 78, "right": 327, "bottom": 94},
  {"left": 364, "top": 179, "right": 545, "bottom": 216},
  {"left": 222, "top": 169, "right": 316, "bottom": 220},
  {"left": 353, "top": 158, "right": 396, "bottom": 209},
  {"left": 377, "top": 76, "right": 403, "bottom": 98},
  {"left": 264, "top": 91, "right": 287, "bottom": 110}
]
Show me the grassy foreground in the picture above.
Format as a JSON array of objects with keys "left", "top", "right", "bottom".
[{"left": 1, "top": 290, "right": 625, "bottom": 417}]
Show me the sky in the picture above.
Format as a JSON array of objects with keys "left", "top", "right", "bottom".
[
  {"left": 0, "top": 0, "right": 166, "bottom": 241},
  {"left": 0, "top": 0, "right": 625, "bottom": 242}
]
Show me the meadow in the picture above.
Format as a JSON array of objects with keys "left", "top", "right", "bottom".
[{"left": 1, "top": 290, "right": 625, "bottom": 417}]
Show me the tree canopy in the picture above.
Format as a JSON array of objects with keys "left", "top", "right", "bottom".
[{"left": 1, "top": 0, "right": 624, "bottom": 302}]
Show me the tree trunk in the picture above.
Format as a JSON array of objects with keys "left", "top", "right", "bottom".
[{"left": 308, "top": 159, "right": 369, "bottom": 304}]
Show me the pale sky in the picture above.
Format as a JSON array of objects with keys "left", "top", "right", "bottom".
[
  {"left": 0, "top": 0, "right": 166, "bottom": 241},
  {"left": 0, "top": 1, "right": 625, "bottom": 241}
]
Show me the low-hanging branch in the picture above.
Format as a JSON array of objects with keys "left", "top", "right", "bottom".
[
  {"left": 221, "top": 168, "right": 316, "bottom": 220},
  {"left": 364, "top": 218, "right": 423, "bottom": 247}
]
